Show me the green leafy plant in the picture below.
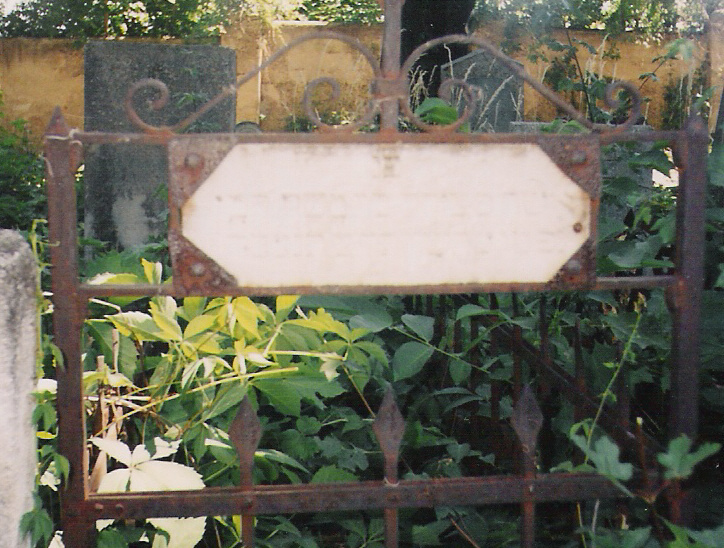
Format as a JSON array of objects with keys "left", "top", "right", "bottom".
[{"left": 0, "top": 93, "right": 46, "bottom": 231}]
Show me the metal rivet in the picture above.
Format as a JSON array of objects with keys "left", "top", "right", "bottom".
[
  {"left": 565, "top": 259, "right": 582, "bottom": 274},
  {"left": 190, "top": 262, "right": 205, "bottom": 276},
  {"left": 185, "top": 153, "right": 202, "bottom": 169},
  {"left": 386, "top": 491, "right": 402, "bottom": 504},
  {"left": 571, "top": 151, "right": 587, "bottom": 165},
  {"left": 573, "top": 222, "right": 583, "bottom": 233},
  {"left": 239, "top": 496, "right": 253, "bottom": 510},
  {"left": 94, "top": 503, "right": 104, "bottom": 512}
]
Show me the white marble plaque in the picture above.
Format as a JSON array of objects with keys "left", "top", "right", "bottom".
[{"left": 181, "top": 143, "right": 591, "bottom": 288}]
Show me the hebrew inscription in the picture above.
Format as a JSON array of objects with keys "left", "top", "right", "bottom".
[{"left": 178, "top": 142, "right": 592, "bottom": 289}]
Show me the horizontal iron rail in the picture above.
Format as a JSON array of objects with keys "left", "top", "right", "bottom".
[
  {"left": 82, "top": 473, "right": 623, "bottom": 520},
  {"left": 54, "top": 128, "right": 683, "bottom": 146},
  {"left": 75, "top": 275, "right": 677, "bottom": 298}
]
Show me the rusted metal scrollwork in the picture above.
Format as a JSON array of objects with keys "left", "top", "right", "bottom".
[
  {"left": 124, "top": 31, "right": 382, "bottom": 134},
  {"left": 124, "top": 29, "right": 644, "bottom": 135}
]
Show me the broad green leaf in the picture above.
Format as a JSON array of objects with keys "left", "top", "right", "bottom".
[
  {"left": 183, "top": 314, "right": 217, "bottom": 340},
  {"left": 415, "top": 97, "right": 461, "bottom": 127},
  {"left": 449, "top": 357, "right": 471, "bottom": 385},
  {"left": 149, "top": 301, "right": 182, "bottom": 341},
  {"left": 311, "top": 465, "right": 358, "bottom": 483},
  {"left": 354, "top": 340, "right": 389, "bottom": 367},
  {"left": 571, "top": 434, "right": 633, "bottom": 494},
  {"left": 349, "top": 309, "right": 393, "bottom": 333},
  {"left": 232, "top": 296, "right": 262, "bottom": 340},
  {"left": 20, "top": 503, "right": 54, "bottom": 547},
  {"left": 276, "top": 295, "right": 299, "bottom": 321},
  {"left": 181, "top": 297, "right": 206, "bottom": 320},
  {"left": 597, "top": 216, "right": 628, "bottom": 242},
  {"left": 85, "top": 320, "right": 139, "bottom": 380},
  {"left": 54, "top": 454, "right": 70, "bottom": 484},
  {"left": 142, "top": 258, "right": 163, "bottom": 284},
  {"left": 289, "top": 308, "right": 351, "bottom": 339},
  {"left": 255, "top": 374, "right": 344, "bottom": 416},
  {"left": 256, "top": 449, "right": 310, "bottom": 473},
  {"left": 411, "top": 520, "right": 449, "bottom": 546},
  {"left": 401, "top": 314, "right": 435, "bottom": 342},
  {"left": 97, "top": 528, "right": 128, "bottom": 548},
  {"left": 320, "top": 356, "right": 343, "bottom": 380},
  {"left": 296, "top": 416, "right": 322, "bottom": 435},
  {"left": 203, "top": 383, "right": 247, "bottom": 421},
  {"left": 608, "top": 239, "right": 657, "bottom": 269},
  {"left": 628, "top": 148, "right": 674, "bottom": 176},
  {"left": 107, "top": 311, "right": 165, "bottom": 342},
  {"left": 87, "top": 271, "right": 144, "bottom": 286},
  {"left": 455, "top": 304, "right": 487, "bottom": 321},
  {"left": 393, "top": 342, "right": 434, "bottom": 381},
  {"left": 255, "top": 378, "right": 303, "bottom": 416},
  {"left": 657, "top": 435, "right": 721, "bottom": 480}
]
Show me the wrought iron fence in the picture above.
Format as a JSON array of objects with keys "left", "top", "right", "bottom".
[{"left": 44, "top": 0, "right": 709, "bottom": 545}]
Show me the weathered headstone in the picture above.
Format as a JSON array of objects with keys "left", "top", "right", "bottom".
[
  {"left": 442, "top": 50, "right": 523, "bottom": 132},
  {"left": 0, "top": 230, "right": 36, "bottom": 548},
  {"left": 84, "top": 41, "right": 236, "bottom": 250}
]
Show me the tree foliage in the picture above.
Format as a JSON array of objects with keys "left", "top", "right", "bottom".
[
  {"left": 471, "top": 0, "right": 722, "bottom": 36},
  {"left": 0, "top": 93, "right": 45, "bottom": 231},
  {"left": 0, "top": 0, "right": 241, "bottom": 38}
]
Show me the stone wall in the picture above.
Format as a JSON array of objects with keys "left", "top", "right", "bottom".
[
  {"left": 1, "top": 16, "right": 723, "bottom": 138},
  {"left": 0, "top": 230, "right": 37, "bottom": 548}
]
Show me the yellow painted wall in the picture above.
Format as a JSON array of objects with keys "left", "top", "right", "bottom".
[
  {"left": 1, "top": 15, "right": 723, "bottom": 140},
  {"left": 0, "top": 38, "right": 84, "bottom": 136},
  {"left": 221, "top": 19, "right": 381, "bottom": 131}
]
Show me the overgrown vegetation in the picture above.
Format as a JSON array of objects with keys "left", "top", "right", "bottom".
[
  {"left": 9, "top": 94, "right": 723, "bottom": 548},
  {"left": 0, "top": 92, "right": 45, "bottom": 231},
  {"left": 2, "top": 2, "right": 724, "bottom": 546}
]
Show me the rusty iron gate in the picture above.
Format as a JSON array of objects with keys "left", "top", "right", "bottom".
[{"left": 45, "top": 0, "right": 709, "bottom": 545}]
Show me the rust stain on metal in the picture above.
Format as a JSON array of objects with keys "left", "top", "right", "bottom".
[
  {"left": 373, "top": 389, "right": 405, "bottom": 484},
  {"left": 229, "top": 397, "right": 262, "bottom": 488},
  {"left": 511, "top": 385, "right": 544, "bottom": 457}
]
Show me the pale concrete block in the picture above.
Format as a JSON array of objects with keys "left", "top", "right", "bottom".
[{"left": 0, "top": 230, "right": 37, "bottom": 548}]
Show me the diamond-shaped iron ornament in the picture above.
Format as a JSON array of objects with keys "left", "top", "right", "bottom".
[
  {"left": 229, "top": 396, "right": 263, "bottom": 486},
  {"left": 511, "top": 385, "right": 544, "bottom": 456},
  {"left": 373, "top": 389, "right": 406, "bottom": 482}
]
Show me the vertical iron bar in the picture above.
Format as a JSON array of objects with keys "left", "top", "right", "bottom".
[
  {"left": 538, "top": 296, "right": 551, "bottom": 399},
  {"left": 573, "top": 320, "right": 586, "bottom": 424},
  {"left": 669, "top": 114, "right": 708, "bottom": 440},
  {"left": 45, "top": 109, "right": 95, "bottom": 545},
  {"left": 520, "top": 452, "right": 536, "bottom": 547},
  {"left": 380, "top": 0, "right": 403, "bottom": 131},
  {"left": 230, "top": 398, "right": 263, "bottom": 547},
  {"left": 511, "top": 387, "right": 543, "bottom": 548},
  {"left": 373, "top": 390, "right": 405, "bottom": 548},
  {"left": 512, "top": 325, "right": 523, "bottom": 404},
  {"left": 667, "top": 114, "right": 708, "bottom": 524}
]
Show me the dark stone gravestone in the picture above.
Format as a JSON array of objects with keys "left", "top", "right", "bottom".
[
  {"left": 442, "top": 50, "right": 523, "bottom": 132},
  {"left": 84, "top": 41, "right": 236, "bottom": 250}
]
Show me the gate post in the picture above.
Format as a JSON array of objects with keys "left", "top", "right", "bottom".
[
  {"left": 45, "top": 109, "right": 97, "bottom": 545},
  {"left": 0, "top": 230, "right": 37, "bottom": 548},
  {"left": 668, "top": 113, "right": 709, "bottom": 524}
]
